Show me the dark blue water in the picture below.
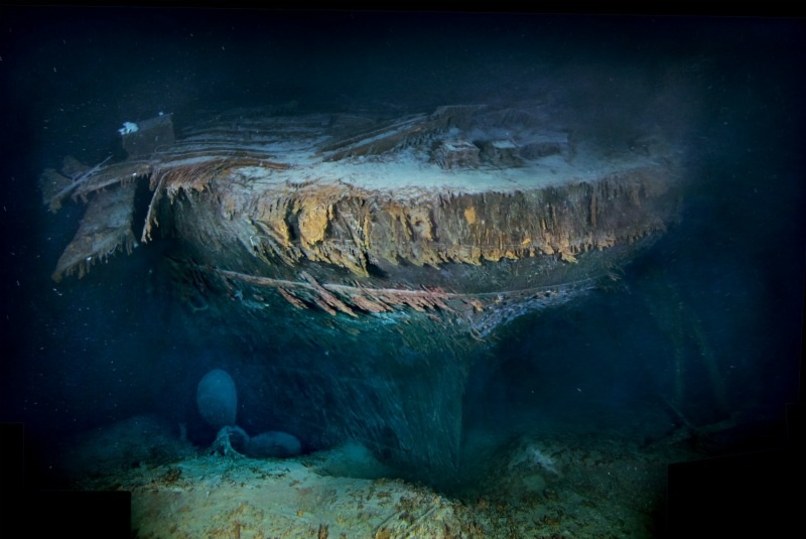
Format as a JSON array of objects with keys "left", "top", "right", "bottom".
[{"left": 1, "top": 7, "right": 803, "bottom": 499}]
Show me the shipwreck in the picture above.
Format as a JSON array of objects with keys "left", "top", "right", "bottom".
[{"left": 40, "top": 102, "right": 683, "bottom": 473}]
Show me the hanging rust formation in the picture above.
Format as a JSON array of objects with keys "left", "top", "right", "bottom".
[
  {"left": 40, "top": 104, "right": 683, "bottom": 473},
  {"left": 41, "top": 104, "right": 682, "bottom": 337}
]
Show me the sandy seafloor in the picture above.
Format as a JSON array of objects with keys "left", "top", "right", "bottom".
[{"left": 61, "top": 414, "right": 702, "bottom": 538}]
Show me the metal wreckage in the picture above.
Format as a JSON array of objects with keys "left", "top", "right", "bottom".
[{"left": 40, "top": 102, "right": 683, "bottom": 473}]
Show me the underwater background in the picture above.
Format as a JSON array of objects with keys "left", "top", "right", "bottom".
[{"left": 1, "top": 6, "right": 804, "bottom": 537}]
